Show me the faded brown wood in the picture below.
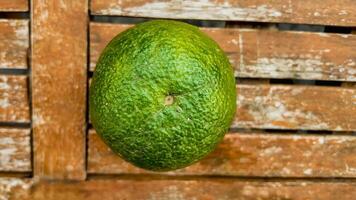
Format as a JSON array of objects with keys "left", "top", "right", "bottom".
[
  {"left": 0, "top": 178, "right": 32, "bottom": 200},
  {"left": 88, "top": 129, "right": 356, "bottom": 177},
  {"left": 236, "top": 84, "right": 356, "bottom": 131},
  {"left": 2, "top": 178, "right": 355, "bottom": 200},
  {"left": 0, "top": 128, "right": 31, "bottom": 172},
  {"left": 31, "top": 0, "right": 88, "bottom": 180},
  {"left": 88, "top": 79, "right": 356, "bottom": 131},
  {"left": 91, "top": 0, "right": 356, "bottom": 26},
  {"left": 0, "top": 75, "right": 30, "bottom": 123},
  {"left": 12, "top": 179, "right": 356, "bottom": 200},
  {"left": 344, "top": 31, "right": 356, "bottom": 87},
  {"left": 90, "top": 23, "right": 356, "bottom": 81},
  {"left": 0, "top": 0, "right": 28, "bottom": 11},
  {"left": 0, "top": 20, "right": 29, "bottom": 69}
]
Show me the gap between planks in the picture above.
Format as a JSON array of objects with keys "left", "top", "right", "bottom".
[{"left": 86, "top": 173, "right": 356, "bottom": 182}]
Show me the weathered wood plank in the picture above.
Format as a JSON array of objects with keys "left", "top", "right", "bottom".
[
  {"left": 90, "top": 23, "right": 356, "bottom": 81},
  {"left": 0, "top": 128, "right": 31, "bottom": 172},
  {"left": 12, "top": 179, "right": 356, "bottom": 200},
  {"left": 0, "top": 20, "right": 29, "bottom": 69},
  {"left": 1, "top": 178, "right": 355, "bottom": 199},
  {"left": 91, "top": 0, "right": 356, "bottom": 26},
  {"left": 0, "top": 75, "right": 30, "bottom": 123},
  {"left": 0, "top": 178, "right": 32, "bottom": 200},
  {"left": 88, "top": 78, "right": 356, "bottom": 131},
  {"left": 88, "top": 129, "right": 356, "bottom": 177},
  {"left": 31, "top": 0, "right": 88, "bottom": 180},
  {"left": 90, "top": 23, "right": 129, "bottom": 71},
  {"left": 0, "top": 0, "right": 28, "bottom": 11},
  {"left": 235, "top": 84, "right": 356, "bottom": 131}
]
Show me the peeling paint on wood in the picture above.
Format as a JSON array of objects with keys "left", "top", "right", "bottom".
[
  {"left": 0, "top": 75, "right": 30, "bottom": 123},
  {"left": 91, "top": 0, "right": 356, "bottom": 26},
  {"left": 1, "top": 178, "right": 355, "bottom": 199},
  {"left": 31, "top": 0, "right": 88, "bottom": 180},
  {"left": 14, "top": 179, "right": 356, "bottom": 200},
  {"left": 0, "top": 20, "right": 29, "bottom": 69},
  {"left": 235, "top": 85, "right": 356, "bottom": 131},
  {"left": 90, "top": 23, "right": 356, "bottom": 81},
  {"left": 0, "top": 178, "right": 32, "bottom": 200},
  {"left": 0, "top": 0, "right": 28, "bottom": 11},
  {"left": 0, "top": 128, "right": 31, "bottom": 172},
  {"left": 88, "top": 130, "right": 356, "bottom": 177}
]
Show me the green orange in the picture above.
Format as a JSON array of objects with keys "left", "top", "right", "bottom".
[{"left": 90, "top": 20, "right": 236, "bottom": 171}]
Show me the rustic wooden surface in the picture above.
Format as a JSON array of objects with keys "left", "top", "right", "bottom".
[
  {"left": 31, "top": 0, "right": 88, "bottom": 180},
  {"left": 0, "top": 20, "right": 29, "bottom": 69},
  {"left": 2, "top": 179, "right": 354, "bottom": 200},
  {"left": 90, "top": 23, "right": 356, "bottom": 81},
  {"left": 235, "top": 84, "right": 356, "bottom": 131},
  {"left": 0, "top": 0, "right": 28, "bottom": 11},
  {"left": 88, "top": 80, "right": 356, "bottom": 131},
  {"left": 0, "top": 178, "right": 32, "bottom": 200},
  {"left": 88, "top": 129, "right": 356, "bottom": 177},
  {"left": 90, "top": 0, "right": 356, "bottom": 26},
  {"left": 0, "top": 1, "right": 354, "bottom": 199},
  {"left": 0, "top": 75, "right": 30, "bottom": 123},
  {"left": 0, "top": 128, "right": 31, "bottom": 172}
]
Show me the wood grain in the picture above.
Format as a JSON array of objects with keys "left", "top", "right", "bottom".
[
  {"left": 31, "top": 0, "right": 88, "bottom": 180},
  {"left": 89, "top": 79, "right": 356, "bottom": 131},
  {"left": 0, "top": 0, "right": 28, "bottom": 11},
  {"left": 88, "top": 129, "right": 356, "bottom": 177},
  {"left": 90, "top": 23, "right": 356, "bottom": 81},
  {"left": 13, "top": 179, "right": 356, "bottom": 200},
  {"left": 0, "top": 75, "right": 30, "bottom": 123},
  {"left": 0, "top": 20, "right": 29, "bottom": 69},
  {"left": 235, "top": 84, "right": 356, "bottom": 131},
  {"left": 0, "top": 128, "right": 31, "bottom": 172},
  {"left": 90, "top": 0, "right": 356, "bottom": 26},
  {"left": 0, "top": 178, "right": 32, "bottom": 200}
]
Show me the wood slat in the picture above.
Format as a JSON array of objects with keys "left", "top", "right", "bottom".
[
  {"left": 235, "top": 84, "right": 356, "bottom": 131},
  {"left": 0, "top": 178, "right": 31, "bottom": 200},
  {"left": 0, "top": 20, "right": 29, "bottom": 69},
  {"left": 31, "top": 0, "right": 88, "bottom": 180},
  {"left": 90, "top": 0, "right": 356, "bottom": 26},
  {"left": 0, "top": 0, "right": 28, "bottom": 11},
  {"left": 0, "top": 75, "right": 30, "bottom": 123},
  {"left": 90, "top": 23, "right": 356, "bottom": 81},
  {"left": 88, "top": 78, "right": 356, "bottom": 131},
  {"left": 88, "top": 129, "right": 356, "bottom": 177},
  {"left": 0, "top": 128, "right": 31, "bottom": 172},
  {"left": 12, "top": 179, "right": 356, "bottom": 200}
]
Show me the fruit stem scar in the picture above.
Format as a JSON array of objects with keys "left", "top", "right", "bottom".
[{"left": 164, "top": 95, "right": 174, "bottom": 106}]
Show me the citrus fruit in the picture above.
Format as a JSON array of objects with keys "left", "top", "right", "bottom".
[{"left": 90, "top": 20, "right": 236, "bottom": 171}]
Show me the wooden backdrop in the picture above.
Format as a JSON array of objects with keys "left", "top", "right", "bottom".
[{"left": 0, "top": 0, "right": 355, "bottom": 199}]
